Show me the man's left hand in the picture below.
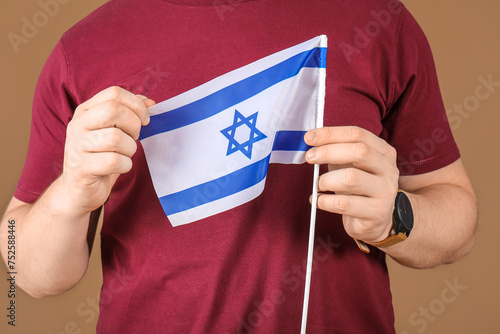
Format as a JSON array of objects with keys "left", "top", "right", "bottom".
[{"left": 304, "top": 126, "right": 400, "bottom": 243}]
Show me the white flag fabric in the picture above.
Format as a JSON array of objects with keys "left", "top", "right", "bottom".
[{"left": 140, "top": 35, "right": 328, "bottom": 227}]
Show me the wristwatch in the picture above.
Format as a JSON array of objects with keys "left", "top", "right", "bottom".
[{"left": 355, "top": 191, "right": 414, "bottom": 253}]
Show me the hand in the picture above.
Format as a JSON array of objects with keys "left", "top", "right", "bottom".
[
  {"left": 62, "top": 86, "right": 155, "bottom": 214},
  {"left": 304, "top": 126, "right": 400, "bottom": 243}
]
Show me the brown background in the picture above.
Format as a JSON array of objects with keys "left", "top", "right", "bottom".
[{"left": 0, "top": 1, "right": 498, "bottom": 333}]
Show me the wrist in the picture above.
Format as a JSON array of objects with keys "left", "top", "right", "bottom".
[
  {"left": 379, "top": 215, "right": 396, "bottom": 242},
  {"left": 355, "top": 190, "right": 414, "bottom": 253},
  {"left": 41, "top": 176, "right": 92, "bottom": 222}
]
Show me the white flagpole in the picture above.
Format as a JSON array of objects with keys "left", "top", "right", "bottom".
[
  {"left": 300, "top": 35, "right": 327, "bottom": 334},
  {"left": 300, "top": 163, "right": 320, "bottom": 334}
]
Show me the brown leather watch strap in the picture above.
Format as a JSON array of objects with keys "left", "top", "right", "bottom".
[
  {"left": 354, "top": 239, "right": 370, "bottom": 253},
  {"left": 355, "top": 233, "right": 407, "bottom": 253},
  {"left": 367, "top": 232, "right": 407, "bottom": 248}
]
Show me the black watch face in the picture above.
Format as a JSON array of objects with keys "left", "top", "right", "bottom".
[{"left": 395, "top": 192, "right": 414, "bottom": 232}]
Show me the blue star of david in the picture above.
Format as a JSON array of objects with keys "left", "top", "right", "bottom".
[{"left": 221, "top": 109, "right": 267, "bottom": 159}]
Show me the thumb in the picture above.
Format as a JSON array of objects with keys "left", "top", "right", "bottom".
[{"left": 136, "top": 94, "right": 156, "bottom": 108}]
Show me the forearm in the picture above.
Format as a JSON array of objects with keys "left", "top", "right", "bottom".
[
  {"left": 0, "top": 176, "right": 91, "bottom": 298},
  {"left": 383, "top": 183, "right": 478, "bottom": 268}
]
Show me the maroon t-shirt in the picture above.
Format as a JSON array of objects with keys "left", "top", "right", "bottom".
[{"left": 15, "top": 0, "right": 459, "bottom": 333}]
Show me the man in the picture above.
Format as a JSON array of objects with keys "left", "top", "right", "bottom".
[{"left": 0, "top": 0, "right": 477, "bottom": 333}]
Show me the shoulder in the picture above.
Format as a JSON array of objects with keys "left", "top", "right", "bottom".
[
  {"left": 60, "top": 0, "right": 124, "bottom": 44},
  {"left": 59, "top": 0, "right": 153, "bottom": 58},
  {"left": 331, "top": 0, "right": 408, "bottom": 20},
  {"left": 56, "top": 0, "right": 154, "bottom": 102}
]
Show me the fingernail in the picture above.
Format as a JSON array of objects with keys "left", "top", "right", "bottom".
[
  {"left": 305, "top": 131, "right": 317, "bottom": 143},
  {"left": 306, "top": 149, "right": 315, "bottom": 160}
]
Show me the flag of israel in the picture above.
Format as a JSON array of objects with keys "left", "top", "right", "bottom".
[{"left": 140, "top": 35, "right": 327, "bottom": 227}]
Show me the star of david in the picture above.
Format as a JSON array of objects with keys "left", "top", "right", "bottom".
[{"left": 221, "top": 109, "right": 267, "bottom": 159}]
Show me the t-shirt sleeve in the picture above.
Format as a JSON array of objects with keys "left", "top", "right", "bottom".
[
  {"left": 381, "top": 8, "right": 460, "bottom": 176},
  {"left": 14, "top": 41, "right": 76, "bottom": 203}
]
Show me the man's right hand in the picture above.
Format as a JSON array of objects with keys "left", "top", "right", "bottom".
[
  {"left": 62, "top": 86, "right": 155, "bottom": 214},
  {"left": 0, "top": 86, "right": 155, "bottom": 298}
]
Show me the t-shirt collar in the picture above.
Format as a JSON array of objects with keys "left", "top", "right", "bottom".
[{"left": 162, "top": 0, "right": 256, "bottom": 5}]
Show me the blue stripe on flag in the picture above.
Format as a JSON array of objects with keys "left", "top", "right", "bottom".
[
  {"left": 140, "top": 47, "right": 327, "bottom": 140},
  {"left": 273, "top": 131, "right": 310, "bottom": 151},
  {"left": 160, "top": 154, "right": 271, "bottom": 216},
  {"left": 159, "top": 131, "right": 310, "bottom": 217}
]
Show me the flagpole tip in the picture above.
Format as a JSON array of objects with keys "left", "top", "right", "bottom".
[{"left": 319, "top": 35, "right": 328, "bottom": 47}]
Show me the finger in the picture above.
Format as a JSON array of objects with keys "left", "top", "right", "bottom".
[
  {"left": 81, "top": 152, "right": 133, "bottom": 176},
  {"left": 307, "top": 142, "right": 390, "bottom": 174},
  {"left": 74, "top": 101, "right": 143, "bottom": 140},
  {"left": 83, "top": 128, "right": 138, "bottom": 157},
  {"left": 305, "top": 126, "right": 395, "bottom": 157},
  {"left": 136, "top": 94, "right": 156, "bottom": 109},
  {"left": 316, "top": 193, "right": 386, "bottom": 221},
  {"left": 327, "top": 163, "right": 353, "bottom": 172},
  {"left": 318, "top": 168, "right": 381, "bottom": 197},
  {"left": 76, "top": 86, "right": 151, "bottom": 125},
  {"left": 144, "top": 99, "right": 156, "bottom": 109}
]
